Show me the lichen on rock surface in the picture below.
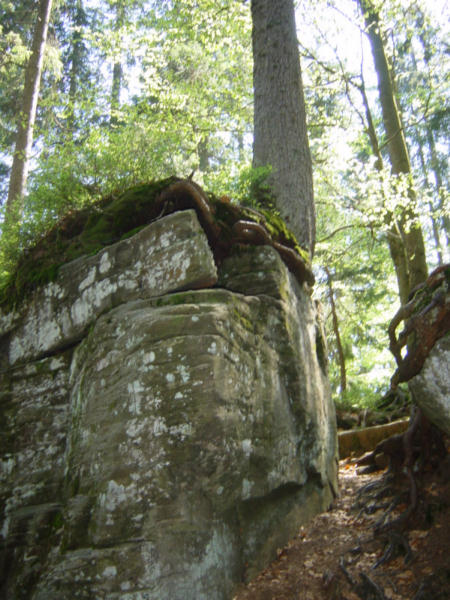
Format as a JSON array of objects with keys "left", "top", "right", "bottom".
[{"left": 0, "top": 184, "right": 336, "bottom": 600}]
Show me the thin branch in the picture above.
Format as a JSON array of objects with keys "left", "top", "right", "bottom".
[{"left": 317, "top": 224, "right": 360, "bottom": 243}]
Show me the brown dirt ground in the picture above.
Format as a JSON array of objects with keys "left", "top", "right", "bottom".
[{"left": 233, "top": 456, "right": 450, "bottom": 600}]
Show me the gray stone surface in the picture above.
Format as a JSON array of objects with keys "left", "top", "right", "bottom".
[
  {"left": 0, "top": 209, "right": 217, "bottom": 366},
  {"left": 409, "top": 333, "right": 450, "bottom": 436},
  {"left": 0, "top": 211, "right": 337, "bottom": 600}
]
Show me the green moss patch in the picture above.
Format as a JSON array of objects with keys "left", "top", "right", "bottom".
[{"left": 0, "top": 177, "right": 312, "bottom": 310}]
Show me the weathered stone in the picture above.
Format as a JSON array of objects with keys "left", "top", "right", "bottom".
[
  {"left": 409, "top": 333, "right": 450, "bottom": 436},
  {"left": 338, "top": 418, "right": 409, "bottom": 458},
  {"left": 0, "top": 351, "right": 71, "bottom": 600},
  {"left": 217, "top": 244, "right": 291, "bottom": 299},
  {"left": 0, "top": 209, "right": 217, "bottom": 366},
  {"left": 0, "top": 213, "right": 337, "bottom": 600}
]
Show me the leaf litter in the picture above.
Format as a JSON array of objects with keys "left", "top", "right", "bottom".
[{"left": 233, "top": 456, "right": 450, "bottom": 599}]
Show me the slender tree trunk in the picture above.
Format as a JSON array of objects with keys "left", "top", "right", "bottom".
[
  {"left": 416, "top": 140, "right": 443, "bottom": 264},
  {"left": 325, "top": 268, "right": 347, "bottom": 395},
  {"left": 110, "top": 3, "right": 125, "bottom": 126},
  {"left": 424, "top": 126, "right": 450, "bottom": 251},
  {"left": 417, "top": 27, "right": 450, "bottom": 252},
  {"left": 237, "top": 131, "right": 245, "bottom": 163},
  {"left": 409, "top": 47, "right": 446, "bottom": 262},
  {"left": 6, "top": 0, "right": 53, "bottom": 213},
  {"left": 360, "top": 79, "right": 383, "bottom": 170},
  {"left": 197, "top": 136, "right": 210, "bottom": 173},
  {"left": 110, "top": 62, "right": 123, "bottom": 124},
  {"left": 251, "top": 0, "right": 315, "bottom": 255},
  {"left": 358, "top": 0, "right": 428, "bottom": 300},
  {"left": 67, "top": 0, "right": 85, "bottom": 135},
  {"left": 358, "top": 77, "right": 410, "bottom": 303},
  {"left": 425, "top": 126, "right": 443, "bottom": 193}
]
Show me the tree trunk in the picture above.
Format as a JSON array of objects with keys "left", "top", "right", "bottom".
[
  {"left": 417, "top": 26, "right": 450, "bottom": 252},
  {"left": 67, "top": 0, "right": 85, "bottom": 135},
  {"left": 358, "top": 76, "right": 410, "bottom": 303},
  {"left": 110, "top": 2, "right": 125, "bottom": 127},
  {"left": 6, "top": 0, "right": 53, "bottom": 213},
  {"left": 325, "top": 268, "right": 347, "bottom": 395},
  {"left": 197, "top": 136, "right": 210, "bottom": 173},
  {"left": 424, "top": 125, "right": 450, "bottom": 252},
  {"left": 409, "top": 46, "right": 446, "bottom": 263},
  {"left": 416, "top": 139, "right": 444, "bottom": 264},
  {"left": 110, "top": 62, "right": 123, "bottom": 124},
  {"left": 251, "top": 0, "right": 315, "bottom": 255},
  {"left": 358, "top": 0, "right": 428, "bottom": 299}
]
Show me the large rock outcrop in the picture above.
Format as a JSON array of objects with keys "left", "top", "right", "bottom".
[
  {"left": 0, "top": 205, "right": 337, "bottom": 599},
  {"left": 409, "top": 334, "right": 450, "bottom": 436}
]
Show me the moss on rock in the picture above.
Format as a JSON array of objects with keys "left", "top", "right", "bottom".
[{"left": 0, "top": 177, "right": 313, "bottom": 310}]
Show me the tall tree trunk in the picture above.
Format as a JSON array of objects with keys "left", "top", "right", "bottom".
[
  {"left": 416, "top": 140, "right": 444, "bottom": 264},
  {"left": 325, "top": 268, "right": 347, "bottom": 395},
  {"left": 67, "top": 0, "right": 85, "bottom": 135},
  {"left": 424, "top": 125, "right": 450, "bottom": 252},
  {"left": 358, "top": 0, "right": 428, "bottom": 301},
  {"left": 358, "top": 76, "right": 410, "bottom": 303},
  {"left": 415, "top": 25, "right": 450, "bottom": 252},
  {"left": 110, "top": 2, "right": 125, "bottom": 127},
  {"left": 6, "top": 0, "right": 53, "bottom": 213},
  {"left": 197, "top": 136, "right": 210, "bottom": 173},
  {"left": 409, "top": 46, "right": 447, "bottom": 262},
  {"left": 251, "top": 0, "right": 315, "bottom": 255},
  {"left": 110, "top": 62, "right": 123, "bottom": 125}
]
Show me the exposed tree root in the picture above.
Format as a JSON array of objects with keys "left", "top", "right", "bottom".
[
  {"left": 355, "top": 407, "right": 447, "bottom": 535},
  {"left": 389, "top": 263, "right": 450, "bottom": 388},
  {"left": 372, "top": 530, "right": 413, "bottom": 569},
  {"left": 339, "top": 556, "right": 357, "bottom": 587},
  {"left": 356, "top": 572, "right": 387, "bottom": 600}
]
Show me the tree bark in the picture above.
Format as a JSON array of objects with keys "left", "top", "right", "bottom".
[
  {"left": 110, "top": 61, "right": 123, "bottom": 124},
  {"left": 416, "top": 139, "right": 444, "bottom": 264},
  {"left": 424, "top": 125, "right": 450, "bottom": 252},
  {"left": 358, "top": 0, "right": 428, "bottom": 299},
  {"left": 67, "top": 0, "right": 86, "bottom": 135},
  {"left": 251, "top": 0, "right": 315, "bottom": 255},
  {"left": 6, "top": 0, "right": 53, "bottom": 213},
  {"left": 110, "top": 2, "right": 125, "bottom": 126},
  {"left": 325, "top": 268, "right": 347, "bottom": 394},
  {"left": 357, "top": 76, "right": 410, "bottom": 303},
  {"left": 197, "top": 136, "right": 210, "bottom": 173},
  {"left": 408, "top": 46, "right": 446, "bottom": 263},
  {"left": 417, "top": 25, "right": 450, "bottom": 253}
]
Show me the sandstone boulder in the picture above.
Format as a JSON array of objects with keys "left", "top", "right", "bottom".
[
  {"left": 409, "top": 333, "right": 450, "bottom": 436},
  {"left": 0, "top": 209, "right": 337, "bottom": 599}
]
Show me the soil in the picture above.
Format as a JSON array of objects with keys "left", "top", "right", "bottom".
[{"left": 233, "top": 456, "right": 450, "bottom": 600}]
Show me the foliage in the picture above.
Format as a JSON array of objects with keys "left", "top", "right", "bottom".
[
  {"left": 0, "top": 0, "right": 448, "bottom": 412},
  {"left": 0, "top": 175, "right": 309, "bottom": 309},
  {"left": 297, "top": 0, "right": 448, "bottom": 407}
]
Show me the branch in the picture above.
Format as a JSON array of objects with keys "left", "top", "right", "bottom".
[{"left": 317, "top": 224, "right": 359, "bottom": 243}]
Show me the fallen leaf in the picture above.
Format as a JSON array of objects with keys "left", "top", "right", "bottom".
[
  {"left": 410, "top": 530, "right": 428, "bottom": 539},
  {"left": 397, "top": 570, "right": 414, "bottom": 581}
]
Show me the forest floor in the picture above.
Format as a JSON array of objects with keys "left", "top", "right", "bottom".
[{"left": 233, "top": 455, "right": 450, "bottom": 600}]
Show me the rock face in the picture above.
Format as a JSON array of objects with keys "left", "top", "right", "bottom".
[
  {"left": 0, "top": 209, "right": 338, "bottom": 599},
  {"left": 409, "top": 334, "right": 450, "bottom": 437}
]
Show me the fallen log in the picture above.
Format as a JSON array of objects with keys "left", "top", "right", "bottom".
[{"left": 338, "top": 418, "right": 409, "bottom": 458}]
